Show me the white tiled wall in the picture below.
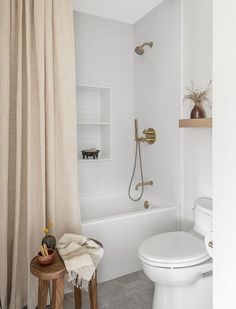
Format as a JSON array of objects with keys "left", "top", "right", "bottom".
[
  {"left": 74, "top": 12, "right": 134, "bottom": 197},
  {"left": 133, "top": 0, "right": 181, "bottom": 207}
]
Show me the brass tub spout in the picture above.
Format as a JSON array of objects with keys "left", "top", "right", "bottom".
[{"left": 135, "top": 181, "right": 153, "bottom": 190}]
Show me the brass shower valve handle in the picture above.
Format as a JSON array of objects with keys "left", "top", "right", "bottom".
[{"left": 136, "top": 128, "right": 156, "bottom": 144}]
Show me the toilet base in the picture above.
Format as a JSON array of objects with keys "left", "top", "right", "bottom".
[{"left": 152, "top": 275, "right": 212, "bottom": 309}]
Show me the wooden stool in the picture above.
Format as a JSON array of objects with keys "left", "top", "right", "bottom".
[{"left": 30, "top": 250, "right": 98, "bottom": 309}]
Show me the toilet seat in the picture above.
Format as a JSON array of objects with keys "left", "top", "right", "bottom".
[{"left": 139, "top": 231, "right": 210, "bottom": 268}]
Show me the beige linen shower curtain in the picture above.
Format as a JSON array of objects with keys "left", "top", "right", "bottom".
[{"left": 0, "top": 0, "right": 81, "bottom": 308}]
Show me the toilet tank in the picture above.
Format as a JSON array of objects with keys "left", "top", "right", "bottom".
[{"left": 193, "top": 197, "right": 213, "bottom": 236}]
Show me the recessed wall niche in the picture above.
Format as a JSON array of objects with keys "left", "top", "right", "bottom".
[{"left": 77, "top": 85, "right": 112, "bottom": 161}]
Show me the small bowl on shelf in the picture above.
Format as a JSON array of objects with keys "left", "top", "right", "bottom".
[
  {"left": 38, "top": 249, "right": 55, "bottom": 265},
  {"left": 81, "top": 148, "right": 100, "bottom": 159}
]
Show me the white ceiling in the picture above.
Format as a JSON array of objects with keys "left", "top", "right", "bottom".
[{"left": 72, "top": 0, "right": 165, "bottom": 24}]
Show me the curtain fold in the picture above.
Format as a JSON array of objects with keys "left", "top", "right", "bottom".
[{"left": 0, "top": 1, "right": 81, "bottom": 308}]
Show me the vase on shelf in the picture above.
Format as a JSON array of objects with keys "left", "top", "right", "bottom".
[
  {"left": 190, "top": 102, "right": 206, "bottom": 119},
  {"left": 183, "top": 80, "right": 211, "bottom": 120}
]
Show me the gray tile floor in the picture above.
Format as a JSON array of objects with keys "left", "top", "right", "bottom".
[{"left": 64, "top": 271, "right": 154, "bottom": 309}]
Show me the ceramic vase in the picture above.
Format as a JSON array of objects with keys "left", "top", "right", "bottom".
[{"left": 190, "top": 102, "right": 206, "bottom": 119}]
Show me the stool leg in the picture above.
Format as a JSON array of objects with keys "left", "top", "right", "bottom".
[
  {"left": 74, "top": 286, "right": 82, "bottom": 309},
  {"left": 52, "top": 276, "right": 64, "bottom": 309},
  {"left": 38, "top": 279, "right": 48, "bottom": 309},
  {"left": 89, "top": 274, "right": 98, "bottom": 309}
]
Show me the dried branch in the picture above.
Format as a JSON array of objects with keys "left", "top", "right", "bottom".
[{"left": 183, "top": 80, "right": 212, "bottom": 107}]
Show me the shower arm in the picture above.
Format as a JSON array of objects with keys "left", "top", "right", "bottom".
[{"left": 140, "top": 42, "right": 153, "bottom": 49}]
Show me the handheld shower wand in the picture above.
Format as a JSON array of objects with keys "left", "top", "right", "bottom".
[
  {"left": 128, "top": 119, "right": 144, "bottom": 201},
  {"left": 128, "top": 119, "right": 156, "bottom": 202},
  {"left": 135, "top": 119, "right": 139, "bottom": 141}
]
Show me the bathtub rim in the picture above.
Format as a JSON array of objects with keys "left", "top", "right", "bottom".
[{"left": 82, "top": 204, "right": 178, "bottom": 225}]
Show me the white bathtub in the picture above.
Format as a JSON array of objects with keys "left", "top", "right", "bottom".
[{"left": 81, "top": 193, "right": 179, "bottom": 282}]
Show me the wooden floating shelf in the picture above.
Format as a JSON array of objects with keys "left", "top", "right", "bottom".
[{"left": 179, "top": 118, "right": 212, "bottom": 128}]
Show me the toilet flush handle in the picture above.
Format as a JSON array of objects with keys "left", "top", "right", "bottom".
[
  {"left": 208, "top": 241, "right": 213, "bottom": 248},
  {"left": 200, "top": 270, "right": 213, "bottom": 279}
]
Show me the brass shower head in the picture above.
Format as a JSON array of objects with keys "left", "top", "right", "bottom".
[{"left": 135, "top": 42, "right": 153, "bottom": 55}]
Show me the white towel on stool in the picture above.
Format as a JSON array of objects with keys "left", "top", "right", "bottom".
[{"left": 57, "top": 233, "right": 104, "bottom": 290}]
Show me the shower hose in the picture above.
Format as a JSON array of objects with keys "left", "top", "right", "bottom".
[{"left": 128, "top": 141, "right": 144, "bottom": 201}]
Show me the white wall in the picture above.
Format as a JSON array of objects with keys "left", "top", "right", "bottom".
[
  {"left": 213, "top": 1, "right": 236, "bottom": 307},
  {"left": 134, "top": 0, "right": 181, "bottom": 206},
  {"left": 181, "top": 0, "right": 212, "bottom": 230},
  {"left": 74, "top": 12, "right": 134, "bottom": 197}
]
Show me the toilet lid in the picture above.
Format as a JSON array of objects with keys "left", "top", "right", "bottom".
[{"left": 139, "top": 231, "right": 210, "bottom": 268}]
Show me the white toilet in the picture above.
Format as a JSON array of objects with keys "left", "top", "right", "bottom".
[{"left": 139, "top": 197, "right": 212, "bottom": 309}]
